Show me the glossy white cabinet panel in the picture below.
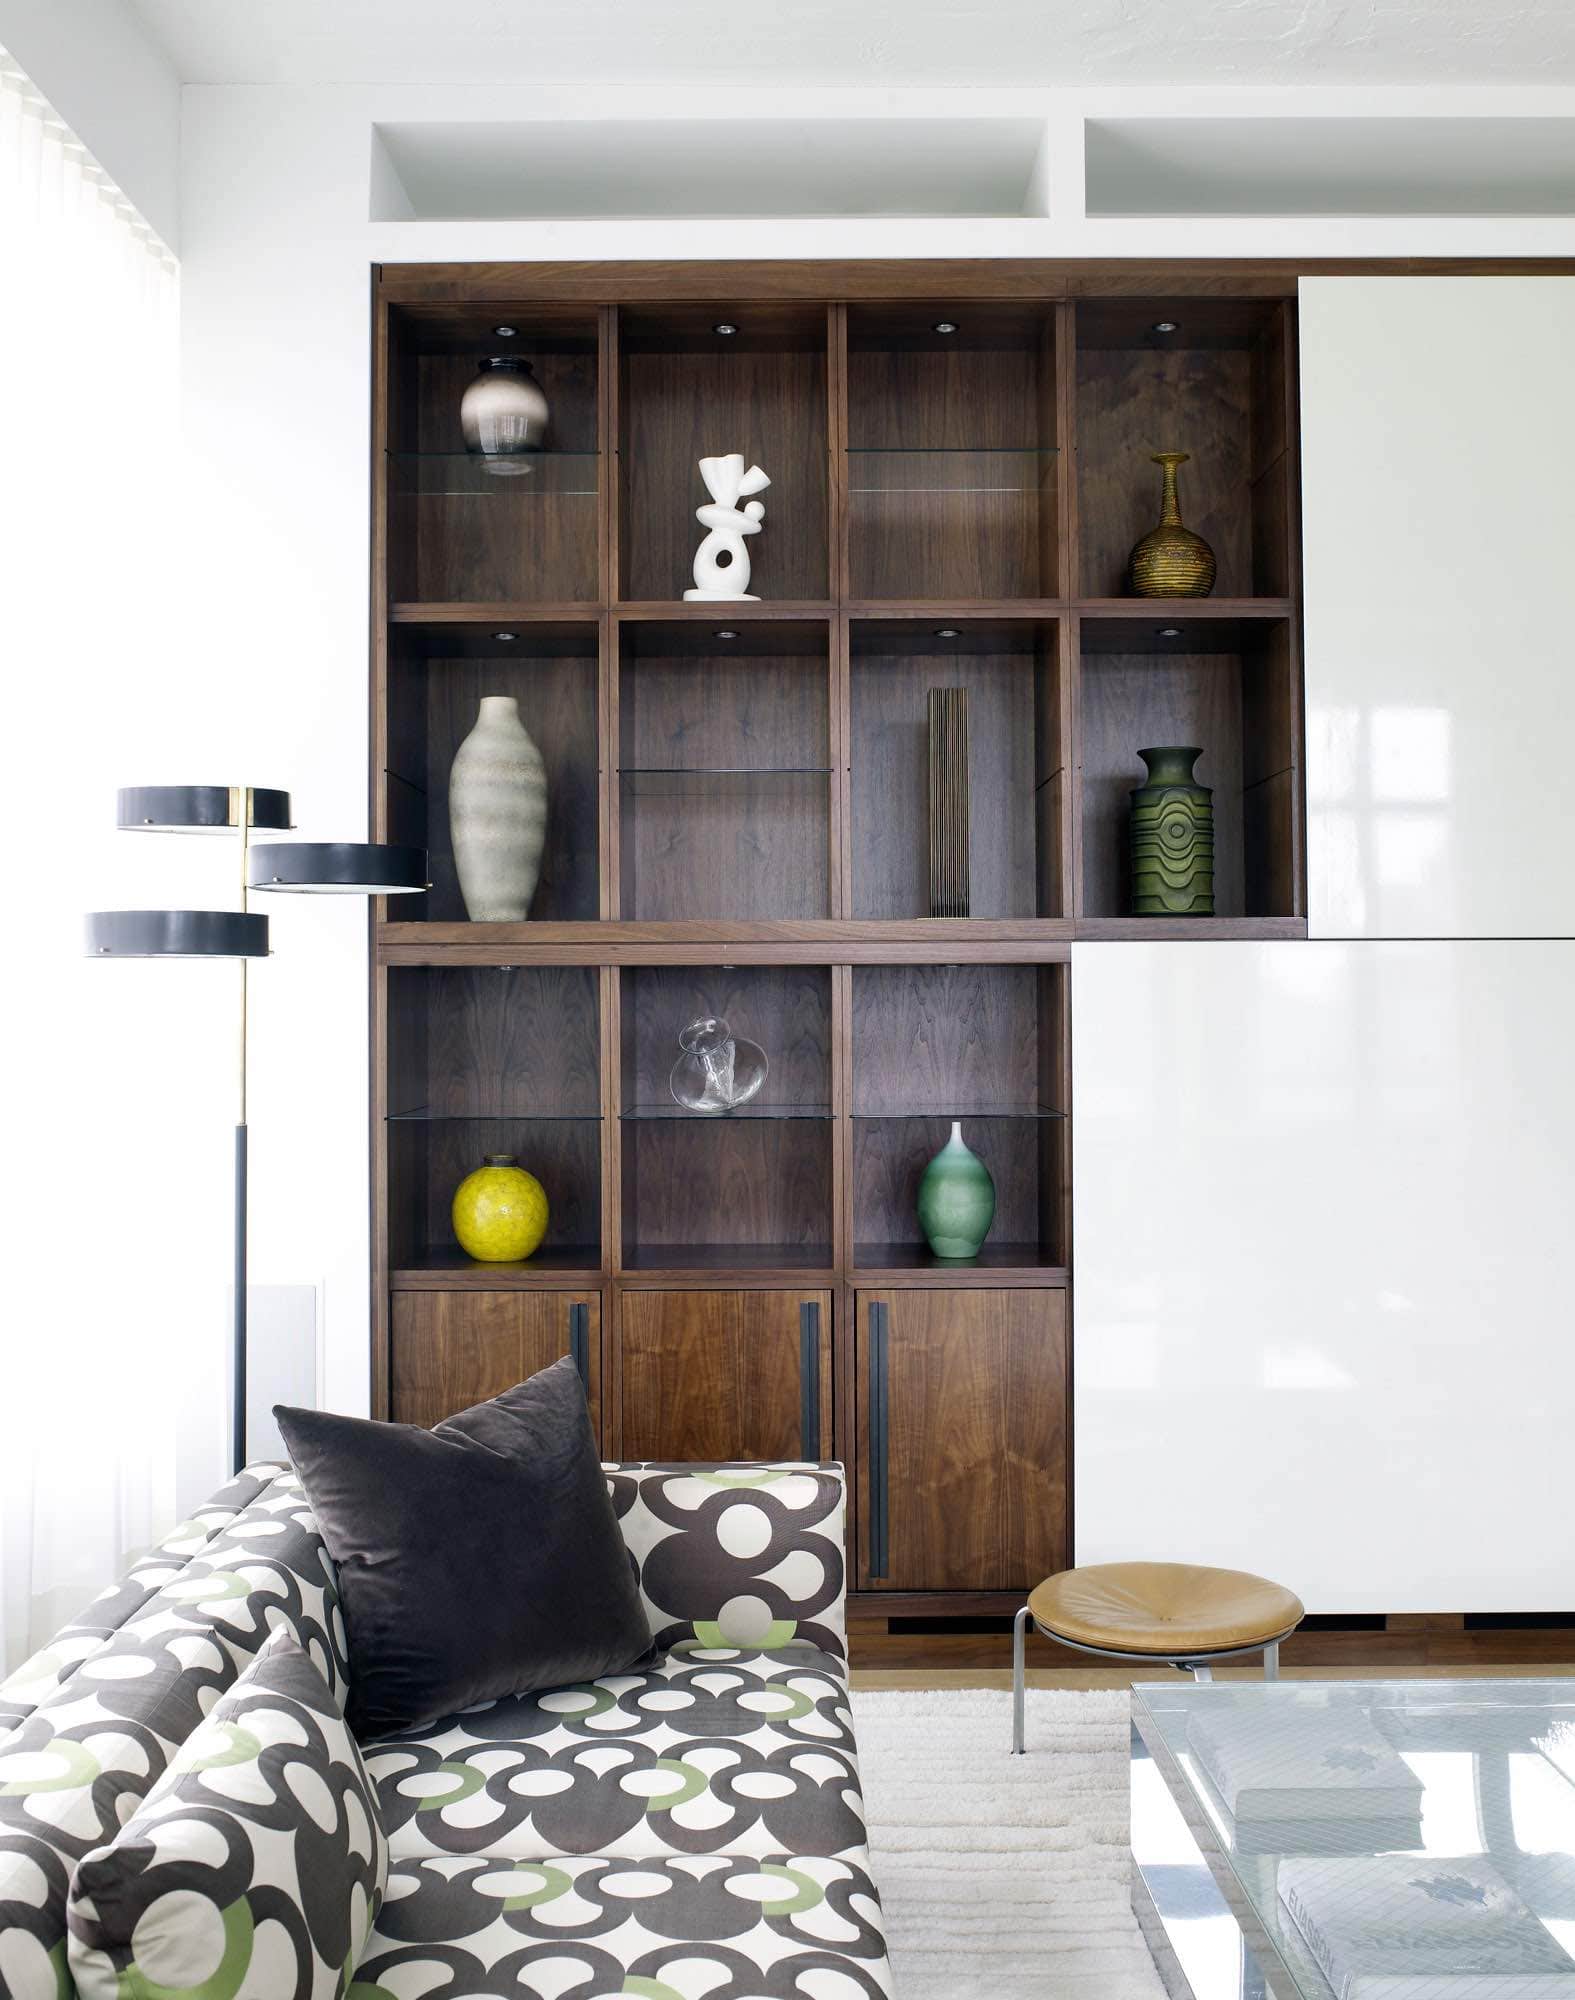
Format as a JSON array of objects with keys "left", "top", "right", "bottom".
[
  {"left": 1072, "top": 940, "right": 1575, "bottom": 1612},
  {"left": 1300, "top": 277, "right": 1575, "bottom": 940}
]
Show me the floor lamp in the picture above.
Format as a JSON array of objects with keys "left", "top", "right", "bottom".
[{"left": 85, "top": 785, "right": 427, "bottom": 1474}]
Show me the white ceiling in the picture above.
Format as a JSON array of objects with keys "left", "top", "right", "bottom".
[{"left": 130, "top": 0, "right": 1575, "bottom": 88}]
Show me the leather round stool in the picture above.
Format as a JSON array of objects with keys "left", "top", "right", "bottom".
[{"left": 1011, "top": 1561, "right": 1304, "bottom": 1753}]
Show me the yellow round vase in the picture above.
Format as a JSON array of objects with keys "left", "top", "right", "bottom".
[{"left": 452, "top": 1154, "right": 548, "bottom": 1262}]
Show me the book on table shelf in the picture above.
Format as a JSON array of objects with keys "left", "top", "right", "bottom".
[
  {"left": 1278, "top": 1853, "right": 1575, "bottom": 2000},
  {"left": 1187, "top": 1706, "right": 1425, "bottom": 1821},
  {"left": 1186, "top": 1704, "right": 1426, "bottom": 1855}
]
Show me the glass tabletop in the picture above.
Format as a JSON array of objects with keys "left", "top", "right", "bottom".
[{"left": 1131, "top": 1680, "right": 1575, "bottom": 2000}]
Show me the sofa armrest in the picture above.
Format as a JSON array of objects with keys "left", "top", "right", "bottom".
[{"left": 604, "top": 1461, "right": 846, "bottom": 1663}]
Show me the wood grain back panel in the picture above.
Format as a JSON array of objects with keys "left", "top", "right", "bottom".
[
  {"left": 619, "top": 1289, "right": 832, "bottom": 1461},
  {"left": 858, "top": 1287, "right": 1068, "bottom": 1591},
  {"left": 391, "top": 1290, "right": 600, "bottom": 1429}
]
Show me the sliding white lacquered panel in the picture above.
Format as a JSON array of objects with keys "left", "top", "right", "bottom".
[
  {"left": 1300, "top": 277, "right": 1575, "bottom": 939},
  {"left": 1071, "top": 939, "right": 1575, "bottom": 1613}
]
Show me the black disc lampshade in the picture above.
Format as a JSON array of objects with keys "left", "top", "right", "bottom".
[
  {"left": 117, "top": 786, "right": 293, "bottom": 832},
  {"left": 247, "top": 843, "right": 428, "bottom": 894},
  {"left": 85, "top": 910, "right": 271, "bottom": 957}
]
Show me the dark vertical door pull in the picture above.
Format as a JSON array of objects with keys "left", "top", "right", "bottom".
[
  {"left": 568, "top": 1302, "right": 590, "bottom": 1386},
  {"left": 868, "top": 1300, "right": 890, "bottom": 1580},
  {"left": 799, "top": 1300, "right": 821, "bottom": 1460}
]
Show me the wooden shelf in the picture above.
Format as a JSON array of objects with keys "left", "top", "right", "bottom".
[
  {"left": 850, "top": 616, "right": 1064, "bottom": 922},
  {"left": 617, "top": 1245, "right": 837, "bottom": 1282},
  {"left": 614, "top": 600, "right": 834, "bottom": 623},
  {"left": 1074, "top": 298, "right": 1295, "bottom": 602},
  {"left": 1076, "top": 612, "right": 1301, "bottom": 922},
  {"left": 618, "top": 303, "right": 829, "bottom": 603},
  {"left": 845, "top": 597, "right": 1068, "bottom": 620},
  {"left": 372, "top": 264, "right": 1306, "bottom": 1622},
  {"left": 846, "top": 304, "right": 1061, "bottom": 601},
  {"left": 391, "top": 602, "right": 600, "bottom": 627},
  {"left": 386, "top": 622, "right": 600, "bottom": 924},
  {"left": 852, "top": 964, "right": 1070, "bottom": 1269},
  {"left": 852, "top": 1245, "right": 1069, "bottom": 1286},
  {"left": 618, "top": 620, "right": 832, "bottom": 922},
  {"left": 1075, "top": 596, "right": 1294, "bottom": 620},
  {"left": 393, "top": 1248, "right": 605, "bottom": 1289},
  {"left": 377, "top": 919, "right": 1075, "bottom": 962},
  {"left": 1074, "top": 916, "right": 1307, "bottom": 941},
  {"left": 384, "top": 965, "right": 603, "bottom": 1273}
]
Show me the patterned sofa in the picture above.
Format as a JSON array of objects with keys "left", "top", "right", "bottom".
[{"left": 0, "top": 1458, "right": 890, "bottom": 1998}]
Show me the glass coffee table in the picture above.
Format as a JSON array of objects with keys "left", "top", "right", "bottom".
[{"left": 1131, "top": 1679, "right": 1575, "bottom": 2000}]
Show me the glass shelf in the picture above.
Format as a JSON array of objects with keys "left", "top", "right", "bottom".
[
  {"left": 622, "top": 1104, "right": 832, "bottom": 1121},
  {"left": 386, "top": 1109, "right": 603, "bottom": 1123},
  {"left": 852, "top": 1106, "right": 1066, "bottom": 1120},
  {"left": 619, "top": 767, "right": 831, "bottom": 798},
  {"left": 846, "top": 447, "right": 1057, "bottom": 496},
  {"left": 387, "top": 450, "right": 600, "bottom": 498}
]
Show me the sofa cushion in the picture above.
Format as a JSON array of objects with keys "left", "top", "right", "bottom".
[
  {"left": 0, "top": 1466, "right": 343, "bottom": 2000},
  {"left": 0, "top": 1463, "right": 281, "bottom": 1736},
  {"left": 67, "top": 1628, "right": 386, "bottom": 2000},
  {"left": 365, "top": 1644, "right": 866, "bottom": 1864},
  {"left": 278, "top": 1361, "right": 656, "bottom": 1739},
  {"left": 356, "top": 1851, "right": 891, "bottom": 1999},
  {"left": 608, "top": 1463, "right": 847, "bottom": 1662}
]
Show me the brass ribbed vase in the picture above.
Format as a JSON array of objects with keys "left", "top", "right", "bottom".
[
  {"left": 1129, "top": 451, "right": 1216, "bottom": 598},
  {"left": 1130, "top": 746, "right": 1214, "bottom": 915}
]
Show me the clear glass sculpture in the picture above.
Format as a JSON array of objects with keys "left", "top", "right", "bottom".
[{"left": 669, "top": 1017, "right": 769, "bottom": 1113}]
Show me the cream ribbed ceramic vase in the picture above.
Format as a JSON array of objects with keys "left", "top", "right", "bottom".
[{"left": 449, "top": 695, "right": 548, "bottom": 921}]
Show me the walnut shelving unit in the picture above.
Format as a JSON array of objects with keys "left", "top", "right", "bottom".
[{"left": 371, "top": 261, "right": 1305, "bottom": 1647}]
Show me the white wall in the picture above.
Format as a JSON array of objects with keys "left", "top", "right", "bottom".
[
  {"left": 174, "top": 80, "right": 1575, "bottom": 1537},
  {"left": 0, "top": 0, "right": 180, "bottom": 247}
]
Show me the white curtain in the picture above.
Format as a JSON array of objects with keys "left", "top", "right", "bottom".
[{"left": 0, "top": 51, "right": 233, "bottom": 1672}]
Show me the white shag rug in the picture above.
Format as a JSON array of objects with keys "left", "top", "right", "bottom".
[{"left": 850, "top": 1687, "right": 1167, "bottom": 2000}]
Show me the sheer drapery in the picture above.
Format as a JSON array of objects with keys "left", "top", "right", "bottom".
[{"left": 0, "top": 51, "right": 231, "bottom": 1671}]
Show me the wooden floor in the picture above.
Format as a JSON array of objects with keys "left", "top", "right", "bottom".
[{"left": 852, "top": 1662, "right": 1575, "bottom": 1690}]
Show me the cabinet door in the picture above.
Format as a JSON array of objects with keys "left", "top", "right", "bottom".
[
  {"left": 390, "top": 1291, "right": 600, "bottom": 1430},
  {"left": 1300, "top": 277, "right": 1575, "bottom": 937},
  {"left": 857, "top": 1288, "right": 1067, "bottom": 1592},
  {"left": 619, "top": 1290, "right": 832, "bottom": 1462}
]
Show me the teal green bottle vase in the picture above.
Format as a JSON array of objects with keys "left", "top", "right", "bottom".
[
  {"left": 1130, "top": 745, "right": 1214, "bottom": 915},
  {"left": 916, "top": 1121, "right": 996, "bottom": 1260}
]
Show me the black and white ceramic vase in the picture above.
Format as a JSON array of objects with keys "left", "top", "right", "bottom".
[
  {"left": 449, "top": 695, "right": 548, "bottom": 921},
  {"left": 460, "top": 356, "right": 549, "bottom": 465}
]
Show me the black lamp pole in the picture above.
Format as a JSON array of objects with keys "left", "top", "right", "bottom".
[{"left": 87, "top": 786, "right": 426, "bottom": 1474}]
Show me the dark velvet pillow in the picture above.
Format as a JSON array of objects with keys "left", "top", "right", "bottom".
[{"left": 275, "top": 1357, "right": 654, "bottom": 1738}]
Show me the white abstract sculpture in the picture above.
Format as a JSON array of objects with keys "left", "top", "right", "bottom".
[{"left": 683, "top": 453, "right": 771, "bottom": 601}]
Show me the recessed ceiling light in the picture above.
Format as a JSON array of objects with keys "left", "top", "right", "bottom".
[
  {"left": 933, "top": 320, "right": 958, "bottom": 335},
  {"left": 715, "top": 629, "right": 739, "bottom": 640},
  {"left": 493, "top": 324, "right": 518, "bottom": 338},
  {"left": 935, "top": 627, "right": 960, "bottom": 639},
  {"left": 713, "top": 321, "right": 738, "bottom": 336},
  {"left": 493, "top": 630, "right": 518, "bottom": 642},
  {"left": 1151, "top": 320, "right": 1179, "bottom": 334},
  {"left": 1156, "top": 626, "right": 1182, "bottom": 638}
]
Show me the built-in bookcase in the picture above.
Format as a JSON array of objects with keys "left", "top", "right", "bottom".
[{"left": 371, "top": 262, "right": 1307, "bottom": 1646}]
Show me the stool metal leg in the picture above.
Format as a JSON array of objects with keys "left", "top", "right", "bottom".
[
  {"left": 1011, "top": 1604, "right": 1030, "bottom": 1753},
  {"left": 1190, "top": 1661, "right": 1213, "bottom": 1682},
  {"left": 1264, "top": 1640, "right": 1280, "bottom": 1680}
]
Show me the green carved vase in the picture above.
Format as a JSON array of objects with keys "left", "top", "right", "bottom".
[
  {"left": 916, "top": 1121, "right": 996, "bottom": 1260},
  {"left": 1130, "top": 745, "right": 1214, "bottom": 915}
]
